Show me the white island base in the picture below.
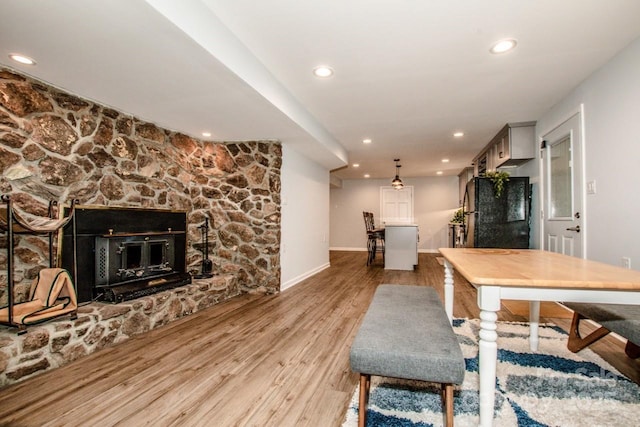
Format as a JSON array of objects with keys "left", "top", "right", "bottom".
[{"left": 384, "top": 224, "right": 418, "bottom": 270}]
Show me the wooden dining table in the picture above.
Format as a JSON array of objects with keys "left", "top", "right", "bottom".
[{"left": 438, "top": 247, "right": 640, "bottom": 427}]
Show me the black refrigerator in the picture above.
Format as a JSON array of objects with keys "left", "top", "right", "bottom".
[{"left": 463, "top": 177, "right": 531, "bottom": 248}]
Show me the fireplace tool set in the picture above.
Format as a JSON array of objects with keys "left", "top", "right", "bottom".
[{"left": 194, "top": 217, "right": 214, "bottom": 279}]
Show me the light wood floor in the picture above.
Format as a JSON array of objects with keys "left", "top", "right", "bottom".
[{"left": 0, "top": 252, "right": 638, "bottom": 426}]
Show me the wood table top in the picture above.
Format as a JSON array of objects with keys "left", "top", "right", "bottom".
[{"left": 438, "top": 248, "right": 640, "bottom": 290}]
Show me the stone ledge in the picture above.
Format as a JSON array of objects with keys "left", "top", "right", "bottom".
[{"left": 0, "top": 274, "right": 239, "bottom": 387}]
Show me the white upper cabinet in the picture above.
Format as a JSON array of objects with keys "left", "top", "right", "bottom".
[{"left": 474, "top": 121, "right": 536, "bottom": 175}]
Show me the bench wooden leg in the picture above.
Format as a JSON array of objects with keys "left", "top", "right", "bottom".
[
  {"left": 625, "top": 340, "right": 640, "bottom": 359},
  {"left": 567, "top": 311, "right": 610, "bottom": 353},
  {"left": 358, "top": 374, "right": 370, "bottom": 427},
  {"left": 441, "top": 383, "right": 454, "bottom": 427}
]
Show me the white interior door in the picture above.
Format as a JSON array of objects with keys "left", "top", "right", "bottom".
[
  {"left": 380, "top": 186, "right": 414, "bottom": 224},
  {"left": 542, "top": 111, "right": 584, "bottom": 257}
]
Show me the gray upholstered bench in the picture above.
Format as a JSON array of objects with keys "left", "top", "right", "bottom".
[
  {"left": 350, "top": 285, "right": 465, "bottom": 427},
  {"left": 564, "top": 302, "right": 640, "bottom": 358}
]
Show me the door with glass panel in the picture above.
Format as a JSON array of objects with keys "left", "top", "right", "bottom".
[{"left": 542, "top": 112, "right": 584, "bottom": 257}]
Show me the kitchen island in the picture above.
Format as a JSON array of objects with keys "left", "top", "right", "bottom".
[{"left": 383, "top": 223, "right": 418, "bottom": 270}]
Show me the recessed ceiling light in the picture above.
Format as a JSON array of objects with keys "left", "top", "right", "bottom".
[
  {"left": 353, "top": 163, "right": 360, "bottom": 168},
  {"left": 442, "top": 158, "right": 450, "bottom": 163},
  {"left": 9, "top": 53, "right": 36, "bottom": 65},
  {"left": 436, "top": 171, "right": 443, "bottom": 175},
  {"left": 364, "top": 174, "right": 370, "bottom": 178},
  {"left": 202, "top": 132, "right": 211, "bottom": 137},
  {"left": 362, "top": 138, "right": 372, "bottom": 144},
  {"left": 313, "top": 66, "right": 334, "bottom": 78},
  {"left": 490, "top": 39, "right": 517, "bottom": 54},
  {"left": 453, "top": 132, "right": 464, "bottom": 138}
]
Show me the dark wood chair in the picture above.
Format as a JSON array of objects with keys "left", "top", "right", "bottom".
[{"left": 362, "top": 212, "right": 384, "bottom": 266}]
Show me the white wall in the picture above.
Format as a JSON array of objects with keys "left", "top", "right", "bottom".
[
  {"left": 532, "top": 36, "right": 640, "bottom": 268},
  {"left": 280, "top": 144, "right": 331, "bottom": 290},
  {"left": 330, "top": 176, "right": 459, "bottom": 252}
]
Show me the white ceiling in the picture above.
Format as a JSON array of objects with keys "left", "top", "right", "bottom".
[{"left": 2, "top": 0, "right": 640, "bottom": 181}]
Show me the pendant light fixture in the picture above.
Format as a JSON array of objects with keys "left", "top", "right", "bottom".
[{"left": 391, "top": 159, "right": 404, "bottom": 189}]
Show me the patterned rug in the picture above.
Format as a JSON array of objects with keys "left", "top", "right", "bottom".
[{"left": 342, "top": 319, "right": 640, "bottom": 426}]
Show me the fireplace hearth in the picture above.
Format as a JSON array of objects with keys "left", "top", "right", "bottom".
[{"left": 62, "top": 206, "right": 191, "bottom": 303}]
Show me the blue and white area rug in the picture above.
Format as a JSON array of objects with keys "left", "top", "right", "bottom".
[{"left": 343, "top": 318, "right": 640, "bottom": 426}]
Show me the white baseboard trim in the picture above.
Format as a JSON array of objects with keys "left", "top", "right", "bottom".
[
  {"left": 329, "top": 247, "right": 441, "bottom": 253},
  {"left": 329, "top": 247, "right": 367, "bottom": 252},
  {"left": 281, "top": 262, "right": 331, "bottom": 291}
]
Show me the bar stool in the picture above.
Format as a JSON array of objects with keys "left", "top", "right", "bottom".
[{"left": 362, "top": 212, "right": 384, "bottom": 266}]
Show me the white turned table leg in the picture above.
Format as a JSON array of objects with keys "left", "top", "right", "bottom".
[
  {"left": 478, "top": 310, "right": 498, "bottom": 427},
  {"left": 443, "top": 260, "right": 454, "bottom": 324},
  {"left": 477, "top": 286, "right": 501, "bottom": 427},
  {"left": 529, "top": 300, "right": 540, "bottom": 351}
]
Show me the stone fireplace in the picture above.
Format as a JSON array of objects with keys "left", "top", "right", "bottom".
[{"left": 0, "top": 67, "right": 282, "bottom": 386}]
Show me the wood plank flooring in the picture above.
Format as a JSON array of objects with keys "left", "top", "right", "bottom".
[{"left": 0, "top": 251, "right": 638, "bottom": 426}]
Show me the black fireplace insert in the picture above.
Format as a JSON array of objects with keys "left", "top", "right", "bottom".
[{"left": 61, "top": 206, "right": 191, "bottom": 303}]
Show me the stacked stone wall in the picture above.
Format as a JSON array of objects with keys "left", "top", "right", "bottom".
[
  {"left": 0, "top": 67, "right": 281, "bottom": 302},
  {"left": 0, "top": 67, "right": 281, "bottom": 385}
]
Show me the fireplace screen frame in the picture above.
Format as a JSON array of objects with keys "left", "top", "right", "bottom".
[
  {"left": 61, "top": 205, "right": 189, "bottom": 303},
  {"left": 95, "top": 233, "right": 176, "bottom": 287}
]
